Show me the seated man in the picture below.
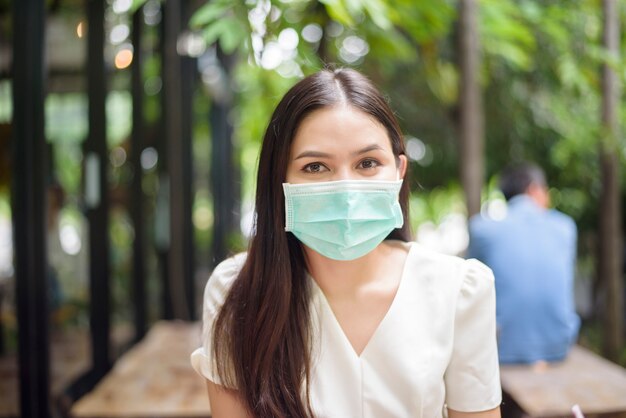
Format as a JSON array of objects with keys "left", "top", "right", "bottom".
[{"left": 468, "top": 162, "right": 580, "bottom": 364}]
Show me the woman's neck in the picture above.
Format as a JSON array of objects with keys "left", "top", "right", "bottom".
[{"left": 304, "top": 241, "right": 405, "bottom": 299}]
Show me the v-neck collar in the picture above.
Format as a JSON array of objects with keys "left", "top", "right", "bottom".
[{"left": 309, "top": 241, "right": 414, "bottom": 359}]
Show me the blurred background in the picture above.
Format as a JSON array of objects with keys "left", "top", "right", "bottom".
[{"left": 1, "top": 0, "right": 625, "bottom": 417}]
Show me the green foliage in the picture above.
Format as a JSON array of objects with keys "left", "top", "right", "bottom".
[
  {"left": 481, "top": 0, "right": 537, "bottom": 71},
  {"left": 130, "top": 0, "right": 150, "bottom": 14},
  {"left": 319, "top": 0, "right": 393, "bottom": 30},
  {"left": 45, "top": 94, "right": 87, "bottom": 195},
  {"left": 409, "top": 184, "right": 466, "bottom": 230},
  {"left": 388, "top": 0, "right": 455, "bottom": 44},
  {"left": 191, "top": 0, "right": 250, "bottom": 54},
  {"left": 190, "top": 2, "right": 232, "bottom": 28},
  {"left": 110, "top": 207, "right": 134, "bottom": 323},
  {"left": 142, "top": 51, "right": 162, "bottom": 124},
  {"left": 578, "top": 318, "right": 626, "bottom": 367},
  {"left": 106, "top": 91, "right": 133, "bottom": 147},
  {"left": 187, "top": 0, "right": 626, "bottom": 237},
  {"left": 0, "top": 81, "right": 11, "bottom": 123}
]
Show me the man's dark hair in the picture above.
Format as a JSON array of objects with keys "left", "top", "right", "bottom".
[{"left": 499, "top": 162, "right": 547, "bottom": 201}]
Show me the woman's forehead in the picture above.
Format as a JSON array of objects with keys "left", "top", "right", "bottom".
[{"left": 290, "top": 106, "right": 392, "bottom": 154}]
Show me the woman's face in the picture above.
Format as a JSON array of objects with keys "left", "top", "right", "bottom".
[{"left": 285, "top": 105, "right": 407, "bottom": 184}]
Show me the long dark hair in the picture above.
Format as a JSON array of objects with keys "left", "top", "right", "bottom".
[{"left": 213, "top": 68, "right": 411, "bottom": 417}]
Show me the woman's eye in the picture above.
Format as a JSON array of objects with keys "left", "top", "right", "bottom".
[
  {"left": 358, "top": 159, "right": 380, "bottom": 170},
  {"left": 303, "top": 162, "right": 328, "bottom": 173}
]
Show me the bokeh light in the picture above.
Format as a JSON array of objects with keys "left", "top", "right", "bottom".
[
  {"left": 140, "top": 147, "right": 158, "bottom": 171},
  {"left": 76, "top": 21, "right": 85, "bottom": 38},
  {"left": 114, "top": 48, "right": 133, "bottom": 69}
]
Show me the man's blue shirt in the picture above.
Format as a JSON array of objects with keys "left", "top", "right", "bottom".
[{"left": 468, "top": 195, "right": 580, "bottom": 364}]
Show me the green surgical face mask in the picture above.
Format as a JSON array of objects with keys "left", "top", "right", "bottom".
[{"left": 282, "top": 179, "right": 404, "bottom": 261}]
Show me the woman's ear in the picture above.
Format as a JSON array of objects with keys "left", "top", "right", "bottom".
[{"left": 397, "top": 154, "right": 408, "bottom": 180}]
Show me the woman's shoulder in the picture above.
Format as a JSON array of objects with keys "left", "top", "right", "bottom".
[
  {"left": 406, "top": 242, "right": 494, "bottom": 291},
  {"left": 406, "top": 241, "right": 464, "bottom": 271},
  {"left": 202, "top": 252, "right": 248, "bottom": 312},
  {"left": 212, "top": 252, "right": 247, "bottom": 279}
]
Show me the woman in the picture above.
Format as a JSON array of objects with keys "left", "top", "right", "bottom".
[{"left": 191, "top": 68, "right": 501, "bottom": 418}]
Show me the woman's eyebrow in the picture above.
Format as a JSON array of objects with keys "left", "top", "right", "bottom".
[
  {"left": 294, "top": 144, "right": 384, "bottom": 160},
  {"left": 294, "top": 150, "right": 332, "bottom": 160},
  {"left": 352, "top": 144, "right": 385, "bottom": 156}
]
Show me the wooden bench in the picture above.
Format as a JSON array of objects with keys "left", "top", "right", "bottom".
[
  {"left": 71, "top": 321, "right": 211, "bottom": 418},
  {"left": 500, "top": 345, "right": 626, "bottom": 418}
]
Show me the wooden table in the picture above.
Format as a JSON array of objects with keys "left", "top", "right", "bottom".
[
  {"left": 71, "top": 321, "right": 211, "bottom": 418},
  {"left": 500, "top": 345, "right": 626, "bottom": 417}
]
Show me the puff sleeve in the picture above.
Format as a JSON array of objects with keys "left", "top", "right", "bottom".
[
  {"left": 190, "top": 253, "right": 246, "bottom": 385},
  {"left": 444, "top": 259, "right": 502, "bottom": 412}
]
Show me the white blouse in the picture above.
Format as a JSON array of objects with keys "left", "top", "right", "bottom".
[{"left": 191, "top": 242, "right": 502, "bottom": 417}]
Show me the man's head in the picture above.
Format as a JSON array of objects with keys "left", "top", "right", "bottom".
[{"left": 499, "top": 162, "right": 550, "bottom": 208}]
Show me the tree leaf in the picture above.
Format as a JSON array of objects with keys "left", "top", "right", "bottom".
[
  {"left": 320, "top": 0, "right": 356, "bottom": 27},
  {"left": 362, "top": 0, "right": 392, "bottom": 30},
  {"left": 130, "top": 0, "right": 149, "bottom": 14},
  {"left": 220, "top": 18, "right": 247, "bottom": 54},
  {"left": 190, "top": 2, "right": 230, "bottom": 29},
  {"left": 201, "top": 18, "right": 230, "bottom": 45}
]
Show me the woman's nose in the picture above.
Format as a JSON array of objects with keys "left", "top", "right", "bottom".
[{"left": 331, "top": 167, "right": 356, "bottom": 182}]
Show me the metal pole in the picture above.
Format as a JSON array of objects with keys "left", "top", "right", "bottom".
[
  {"left": 163, "top": 0, "right": 191, "bottom": 320},
  {"left": 157, "top": 4, "right": 173, "bottom": 320},
  {"left": 181, "top": 56, "right": 196, "bottom": 320},
  {"left": 181, "top": 2, "right": 196, "bottom": 320},
  {"left": 131, "top": 6, "right": 147, "bottom": 341},
  {"left": 210, "top": 48, "right": 239, "bottom": 266},
  {"left": 11, "top": 0, "right": 51, "bottom": 415},
  {"left": 85, "top": 0, "right": 111, "bottom": 378}
]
